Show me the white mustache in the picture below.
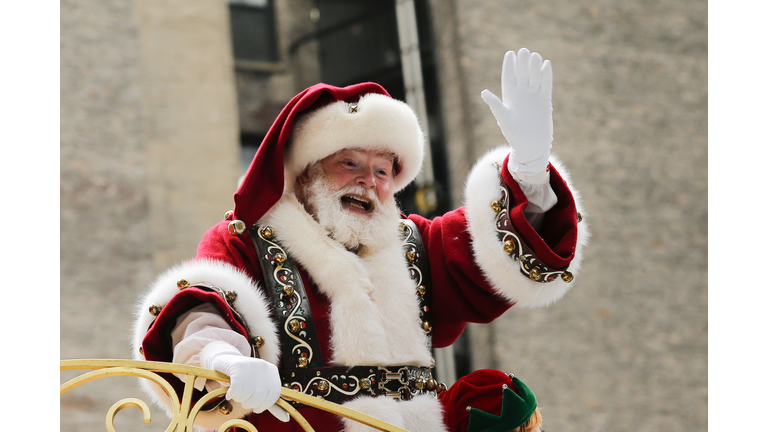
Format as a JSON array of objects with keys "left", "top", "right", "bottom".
[{"left": 335, "top": 185, "right": 378, "bottom": 204}]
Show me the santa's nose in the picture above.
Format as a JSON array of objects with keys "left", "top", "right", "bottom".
[{"left": 356, "top": 168, "right": 376, "bottom": 188}]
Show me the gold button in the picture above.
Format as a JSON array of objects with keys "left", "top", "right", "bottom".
[
  {"left": 561, "top": 270, "right": 574, "bottom": 283},
  {"left": 224, "top": 210, "right": 234, "bottom": 220},
  {"left": 405, "top": 251, "right": 417, "bottom": 262},
  {"left": 360, "top": 378, "right": 371, "bottom": 390},
  {"left": 225, "top": 291, "right": 238, "bottom": 302},
  {"left": 177, "top": 279, "right": 190, "bottom": 290},
  {"left": 297, "top": 357, "right": 309, "bottom": 368},
  {"left": 219, "top": 400, "right": 232, "bottom": 415},
  {"left": 282, "top": 285, "right": 295, "bottom": 296},
  {"left": 228, "top": 220, "right": 246, "bottom": 236},
  {"left": 316, "top": 379, "right": 329, "bottom": 392},
  {"left": 148, "top": 304, "right": 162, "bottom": 316},
  {"left": 417, "top": 285, "right": 426, "bottom": 297},
  {"left": 288, "top": 319, "right": 301, "bottom": 333},
  {"left": 399, "top": 222, "right": 407, "bottom": 231},
  {"left": 503, "top": 240, "right": 516, "bottom": 254},
  {"left": 274, "top": 252, "right": 287, "bottom": 264},
  {"left": 529, "top": 268, "right": 542, "bottom": 281},
  {"left": 490, "top": 200, "right": 503, "bottom": 213},
  {"left": 414, "top": 377, "right": 425, "bottom": 390},
  {"left": 262, "top": 225, "right": 275, "bottom": 239},
  {"left": 251, "top": 336, "right": 265, "bottom": 349}
]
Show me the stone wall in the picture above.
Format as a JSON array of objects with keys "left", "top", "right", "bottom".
[
  {"left": 428, "top": 0, "right": 707, "bottom": 431},
  {"left": 61, "top": 0, "right": 241, "bottom": 430}
]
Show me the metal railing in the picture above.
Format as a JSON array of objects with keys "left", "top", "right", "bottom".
[{"left": 61, "top": 359, "right": 407, "bottom": 432}]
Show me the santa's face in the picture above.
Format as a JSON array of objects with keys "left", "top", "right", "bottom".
[
  {"left": 297, "top": 148, "right": 400, "bottom": 251},
  {"left": 316, "top": 148, "right": 396, "bottom": 213}
]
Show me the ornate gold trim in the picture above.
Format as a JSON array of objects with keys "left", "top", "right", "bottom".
[{"left": 61, "top": 359, "right": 408, "bottom": 432}]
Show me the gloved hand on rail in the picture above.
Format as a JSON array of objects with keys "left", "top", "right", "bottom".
[{"left": 199, "top": 340, "right": 290, "bottom": 422}]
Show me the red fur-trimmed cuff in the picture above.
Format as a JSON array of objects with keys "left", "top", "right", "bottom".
[
  {"left": 141, "top": 288, "right": 251, "bottom": 364},
  {"left": 500, "top": 153, "right": 578, "bottom": 269},
  {"left": 464, "top": 147, "right": 589, "bottom": 308}
]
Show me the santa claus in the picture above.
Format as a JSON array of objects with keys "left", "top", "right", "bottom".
[{"left": 132, "top": 48, "right": 588, "bottom": 432}]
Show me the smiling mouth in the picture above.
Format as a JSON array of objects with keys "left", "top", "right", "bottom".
[{"left": 340, "top": 194, "right": 373, "bottom": 212}]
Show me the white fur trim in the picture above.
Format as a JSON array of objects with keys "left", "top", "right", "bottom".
[
  {"left": 284, "top": 93, "right": 425, "bottom": 193},
  {"left": 341, "top": 395, "right": 447, "bottom": 432},
  {"left": 131, "top": 259, "right": 280, "bottom": 430},
  {"left": 464, "top": 147, "right": 590, "bottom": 308},
  {"left": 260, "top": 193, "right": 434, "bottom": 367}
]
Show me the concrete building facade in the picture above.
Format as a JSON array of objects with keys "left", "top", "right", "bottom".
[{"left": 61, "top": 0, "right": 707, "bottom": 431}]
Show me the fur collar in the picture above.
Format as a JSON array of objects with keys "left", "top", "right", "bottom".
[{"left": 260, "top": 193, "right": 434, "bottom": 367}]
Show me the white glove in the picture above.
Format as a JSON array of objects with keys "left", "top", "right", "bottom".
[
  {"left": 481, "top": 48, "right": 554, "bottom": 177},
  {"left": 199, "top": 340, "right": 290, "bottom": 422}
]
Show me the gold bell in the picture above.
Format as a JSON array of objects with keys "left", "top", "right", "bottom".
[
  {"left": 282, "top": 285, "right": 295, "bottom": 297},
  {"left": 297, "top": 357, "right": 309, "bottom": 368},
  {"left": 219, "top": 400, "right": 232, "bottom": 415},
  {"left": 251, "top": 336, "right": 265, "bottom": 349},
  {"left": 224, "top": 210, "right": 234, "bottom": 220},
  {"left": 316, "top": 379, "right": 330, "bottom": 392},
  {"left": 490, "top": 200, "right": 503, "bottom": 213},
  {"left": 436, "top": 382, "right": 447, "bottom": 394},
  {"left": 561, "top": 270, "right": 574, "bottom": 283},
  {"left": 414, "top": 377, "right": 425, "bottom": 390},
  {"left": 528, "top": 267, "right": 542, "bottom": 281},
  {"left": 421, "top": 321, "right": 432, "bottom": 334},
  {"left": 503, "top": 240, "right": 516, "bottom": 254},
  {"left": 360, "top": 378, "right": 371, "bottom": 390},
  {"left": 225, "top": 290, "right": 238, "bottom": 302},
  {"left": 261, "top": 225, "right": 275, "bottom": 239},
  {"left": 417, "top": 285, "right": 426, "bottom": 297},
  {"left": 139, "top": 347, "right": 144, "bottom": 356},
  {"left": 148, "top": 304, "right": 162, "bottom": 316},
  {"left": 177, "top": 279, "right": 190, "bottom": 290},
  {"left": 274, "top": 252, "right": 287, "bottom": 264},
  {"left": 288, "top": 319, "right": 301, "bottom": 333},
  {"left": 349, "top": 104, "right": 359, "bottom": 113},
  {"left": 426, "top": 378, "right": 437, "bottom": 391},
  {"left": 577, "top": 212, "right": 583, "bottom": 223},
  {"left": 228, "top": 220, "right": 246, "bottom": 236}
]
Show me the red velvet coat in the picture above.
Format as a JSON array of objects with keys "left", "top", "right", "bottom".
[{"left": 133, "top": 149, "right": 588, "bottom": 432}]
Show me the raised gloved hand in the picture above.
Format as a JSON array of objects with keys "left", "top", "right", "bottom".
[
  {"left": 199, "top": 340, "right": 290, "bottom": 422},
  {"left": 481, "top": 48, "right": 554, "bottom": 177}
]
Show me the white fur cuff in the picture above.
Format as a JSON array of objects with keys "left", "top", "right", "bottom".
[
  {"left": 131, "top": 259, "right": 280, "bottom": 430},
  {"left": 464, "top": 147, "right": 589, "bottom": 308}
]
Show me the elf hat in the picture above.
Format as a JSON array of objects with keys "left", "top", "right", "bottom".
[
  {"left": 441, "top": 369, "right": 539, "bottom": 432},
  {"left": 233, "top": 82, "right": 425, "bottom": 228}
]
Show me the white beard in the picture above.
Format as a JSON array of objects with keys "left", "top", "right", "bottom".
[{"left": 302, "top": 168, "right": 401, "bottom": 253}]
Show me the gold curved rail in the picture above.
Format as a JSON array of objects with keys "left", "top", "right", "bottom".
[{"left": 61, "top": 359, "right": 409, "bottom": 432}]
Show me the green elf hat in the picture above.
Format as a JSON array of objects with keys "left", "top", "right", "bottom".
[{"left": 466, "top": 377, "right": 538, "bottom": 432}]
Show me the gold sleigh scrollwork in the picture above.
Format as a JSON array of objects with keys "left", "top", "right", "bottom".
[{"left": 61, "top": 359, "right": 408, "bottom": 432}]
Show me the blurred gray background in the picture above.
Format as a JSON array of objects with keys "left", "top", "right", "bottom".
[{"left": 60, "top": 0, "right": 707, "bottom": 431}]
